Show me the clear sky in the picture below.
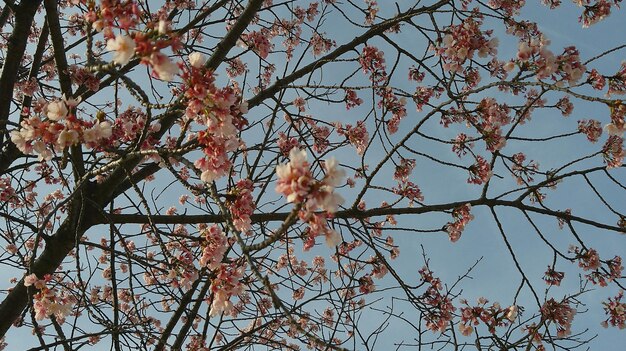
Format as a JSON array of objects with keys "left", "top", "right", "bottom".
[{"left": 1, "top": 0, "right": 626, "bottom": 350}]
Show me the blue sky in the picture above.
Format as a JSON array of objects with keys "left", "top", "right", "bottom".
[{"left": 2, "top": 0, "right": 626, "bottom": 350}]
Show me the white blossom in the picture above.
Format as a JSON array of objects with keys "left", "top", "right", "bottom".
[{"left": 107, "top": 35, "right": 136, "bottom": 65}]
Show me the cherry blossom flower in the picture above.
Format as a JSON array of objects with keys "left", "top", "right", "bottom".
[
  {"left": 83, "top": 121, "right": 113, "bottom": 144},
  {"left": 199, "top": 225, "right": 229, "bottom": 270},
  {"left": 337, "top": 121, "right": 369, "bottom": 155},
  {"left": 208, "top": 263, "right": 244, "bottom": 317},
  {"left": 544, "top": 266, "right": 565, "bottom": 286},
  {"left": 578, "top": 119, "right": 603, "bottom": 142},
  {"left": 541, "top": 298, "right": 576, "bottom": 337},
  {"left": 276, "top": 148, "right": 313, "bottom": 203},
  {"left": 445, "top": 204, "right": 474, "bottom": 242},
  {"left": 468, "top": 156, "right": 493, "bottom": 185},
  {"left": 188, "top": 52, "right": 207, "bottom": 68},
  {"left": 150, "top": 52, "right": 179, "bottom": 81},
  {"left": 602, "top": 291, "right": 626, "bottom": 329},
  {"left": 106, "top": 34, "right": 136, "bottom": 65},
  {"left": 46, "top": 100, "right": 69, "bottom": 121},
  {"left": 227, "top": 179, "right": 256, "bottom": 233}
]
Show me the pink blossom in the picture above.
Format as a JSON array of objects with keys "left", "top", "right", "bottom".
[
  {"left": 578, "top": 119, "right": 602, "bottom": 142},
  {"left": 46, "top": 100, "right": 68, "bottom": 121},
  {"left": 276, "top": 148, "right": 313, "bottom": 203},
  {"left": 468, "top": 156, "right": 492, "bottom": 185},
  {"left": 603, "top": 291, "right": 626, "bottom": 329},
  {"left": 445, "top": 204, "right": 474, "bottom": 242},
  {"left": 150, "top": 52, "right": 179, "bottom": 81},
  {"left": 199, "top": 225, "right": 228, "bottom": 270},
  {"left": 541, "top": 298, "right": 576, "bottom": 337}
]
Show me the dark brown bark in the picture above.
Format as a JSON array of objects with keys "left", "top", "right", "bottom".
[{"left": 0, "top": 0, "right": 43, "bottom": 171}]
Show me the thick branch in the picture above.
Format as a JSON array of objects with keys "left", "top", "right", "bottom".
[{"left": 0, "top": 0, "right": 42, "bottom": 166}]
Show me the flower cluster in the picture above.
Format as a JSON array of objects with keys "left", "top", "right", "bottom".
[
  {"left": 419, "top": 266, "right": 456, "bottom": 332},
  {"left": 445, "top": 204, "right": 474, "bottom": 242},
  {"left": 488, "top": 0, "right": 526, "bottom": 16},
  {"left": 68, "top": 65, "right": 100, "bottom": 92},
  {"left": 413, "top": 86, "right": 443, "bottom": 112},
  {"left": 199, "top": 225, "right": 229, "bottom": 270},
  {"left": 458, "top": 298, "right": 518, "bottom": 336},
  {"left": 309, "top": 121, "right": 331, "bottom": 153},
  {"left": 364, "top": 0, "right": 379, "bottom": 24},
  {"left": 110, "top": 107, "right": 158, "bottom": 149},
  {"left": 392, "top": 181, "right": 424, "bottom": 206},
  {"left": 179, "top": 53, "right": 248, "bottom": 183},
  {"left": 24, "top": 274, "right": 74, "bottom": 322},
  {"left": 475, "top": 97, "right": 511, "bottom": 152},
  {"left": 208, "top": 262, "right": 245, "bottom": 316},
  {"left": 344, "top": 89, "right": 364, "bottom": 110},
  {"left": 276, "top": 148, "right": 345, "bottom": 247},
  {"left": 310, "top": 33, "right": 335, "bottom": 56},
  {"left": 392, "top": 158, "right": 424, "bottom": 205},
  {"left": 602, "top": 291, "right": 626, "bottom": 329},
  {"left": 10, "top": 96, "right": 112, "bottom": 160},
  {"left": 585, "top": 256, "right": 624, "bottom": 287},
  {"left": 227, "top": 179, "right": 256, "bottom": 233},
  {"left": 605, "top": 102, "right": 625, "bottom": 137},
  {"left": 0, "top": 178, "right": 18, "bottom": 206},
  {"left": 578, "top": 119, "right": 603, "bottom": 142},
  {"left": 393, "top": 158, "right": 416, "bottom": 182},
  {"left": 588, "top": 68, "right": 606, "bottom": 90},
  {"left": 452, "top": 133, "right": 473, "bottom": 157},
  {"left": 336, "top": 120, "right": 369, "bottom": 155},
  {"left": 511, "top": 152, "right": 538, "bottom": 185},
  {"left": 434, "top": 16, "right": 499, "bottom": 72},
  {"left": 359, "top": 46, "right": 386, "bottom": 84},
  {"left": 86, "top": 0, "right": 182, "bottom": 80},
  {"left": 541, "top": 298, "right": 576, "bottom": 337},
  {"left": 607, "top": 62, "right": 626, "bottom": 96},
  {"left": 277, "top": 132, "right": 300, "bottom": 156},
  {"left": 543, "top": 266, "right": 565, "bottom": 286},
  {"left": 468, "top": 155, "right": 492, "bottom": 185},
  {"left": 85, "top": 0, "right": 142, "bottom": 35},
  {"left": 379, "top": 87, "right": 407, "bottom": 134},
  {"left": 241, "top": 30, "right": 273, "bottom": 59},
  {"left": 556, "top": 96, "right": 574, "bottom": 116},
  {"left": 580, "top": 0, "right": 615, "bottom": 28},
  {"left": 602, "top": 135, "right": 624, "bottom": 169},
  {"left": 104, "top": 30, "right": 180, "bottom": 80},
  {"left": 517, "top": 39, "right": 586, "bottom": 86}
]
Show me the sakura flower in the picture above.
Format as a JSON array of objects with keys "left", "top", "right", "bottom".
[
  {"left": 106, "top": 34, "right": 136, "bottom": 65},
  {"left": 458, "top": 323, "right": 473, "bottom": 336},
  {"left": 188, "top": 52, "right": 207, "bottom": 68},
  {"left": 83, "top": 121, "right": 113, "bottom": 144},
  {"left": 150, "top": 53, "right": 179, "bottom": 81},
  {"left": 506, "top": 305, "right": 518, "bottom": 321},
  {"left": 317, "top": 188, "right": 344, "bottom": 213},
  {"left": 63, "top": 94, "right": 81, "bottom": 108},
  {"left": 517, "top": 42, "right": 533, "bottom": 61},
  {"left": 325, "top": 229, "right": 342, "bottom": 247},
  {"left": 503, "top": 61, "right": 516, "bottom": 72},
  {"left": 605, "top": 123, "right": 625, "bottom": 137},
  {"left": 24, "top": 274, "right": 38, "bottom": 287},
  {"left": 158, "top": 20, "right": 169, "bottom": 34},
  {"left": 275, "top": 148, "right": 312, "bottom": 203},
  {"left": 323, "top": 157, "right": 345, "bottom": 188},
  {"left": 56, "top": 129, "right": 79, "bottom": 149},
  {"left": 46, "top": 100, "right": 68, "bottom": 121}
]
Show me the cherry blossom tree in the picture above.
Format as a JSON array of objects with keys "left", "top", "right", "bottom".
[{"left": 0, "top": 0, "right": 625, "bottom": 350}]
